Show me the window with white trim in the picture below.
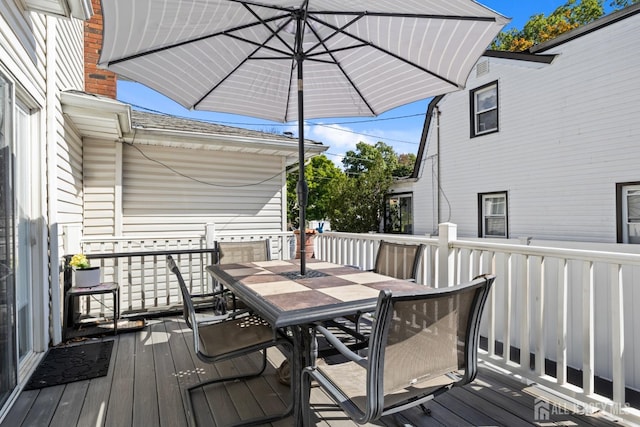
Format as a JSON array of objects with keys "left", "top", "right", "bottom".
[
  {"left": 470, "top": 81, "right": 498, "bottom": 137},
  {"left": 479, "top": 192, "right": 507, "bottom": 238},
  {"left": 384, "top": 193, "right": 413, "bottom": 234},
  {"left": 619, "top": 183, "right": 640, "bottom": 244}
]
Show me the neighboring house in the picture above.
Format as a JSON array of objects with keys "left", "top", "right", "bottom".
[
  {"left": 62, "top": 94, "right": 325, "bottom": 240},
  {"left": 391, "top": 4, "right": 640, "bottom": 244},
  {"left": 0, "top": 0, "right": 326, "bottom": 420}
]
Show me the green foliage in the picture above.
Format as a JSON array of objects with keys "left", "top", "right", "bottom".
[
  {"left": 395, "top": 153, "right": 417, "bottom": 178},
  {"left": 492, "top": 0, "right": 605, "bottom": 51},
  {"left": 609, "top": 0, "right": 640, "bottom": 8},
  {"left": 328, "top": 142, "right": 396, "bottom": 232},
  {"left": 287, "top": 155, "right": 344, "bottom": 228},
  {"left": 287, "top": 143, "right": 416, "bottom": 232}
]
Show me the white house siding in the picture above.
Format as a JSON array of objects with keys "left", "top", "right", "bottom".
[
  {"left": 402, "top": 9, "right": 640, "bottom": 394},
  {"left": 82, "top": 138, "right": 116, "bottom": 236},
  {"left": 0, "top": 4, "right": 46, "bottom": 99},
  {"left": 81, "top": 143, "right": 287, "bottom": 237},
  {"left": 55, "top": 18, "right": 85, "bottom": 234},
  {"left": 411, "top": 11, "right": 640, "bottom": 244}
]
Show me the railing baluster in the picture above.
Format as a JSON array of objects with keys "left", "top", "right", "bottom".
[
  {"left": 557, "top": 257, "right": 568, "bottom": 385},
  {"left": 520, "top": 254, "right": 530, "bottom": 370},
  {"left": 583, "top": 260, "right": 595, "bottom": 396},
  {"left": 534, "top": 256, "right": 545, "bottom": 377},
  {"left": 127, "top": 254, "right": 133, "bottom": 312},
  {"left": 503, "top": 252, "right": 512, "bottom": 363},
  {"left": 611, "top": 263, "right": 625, "bottom": 405},
  {"left": 486, "top": 250, "right": 496, "bottom": 358}
]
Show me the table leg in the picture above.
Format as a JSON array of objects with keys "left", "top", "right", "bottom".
[
  {"left": 291, "top": 325, "right": 315, "bottom": 426},
  {"left": 63, "top": 293, "right": 71, "bottom": 340},
  {"left": 113, "top": 288, "right": 119, "bottom": 335}
]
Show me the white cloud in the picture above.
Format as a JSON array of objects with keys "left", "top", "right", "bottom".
[{"left": 284, "top": 120, "right": 423, "bottom": 167}]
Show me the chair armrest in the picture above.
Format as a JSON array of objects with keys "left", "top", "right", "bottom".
[{"left": 314, "top": 324, "right": 367, "bottom": 368}]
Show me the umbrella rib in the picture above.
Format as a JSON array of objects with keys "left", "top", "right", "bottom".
[
  {"left": 241, "top": 2, "right": 295, "bottom": 56},
  {"left": 303, "top": 10, "right": 498, "bottom": 22},
  {"left": 303, "top": 14, "right": 376, "bottom": 116},
  {"left": 313, "top": 15, "right": 462, "bottom": 89},
  {"left": 192, "top": 17, "right": 290, "bottom": 110},
  {"left": 105, "top": 14, "right": 287, "bottom": 66},
  {"left": 233, "top": 0, "right": 498, "bottom": 22}
]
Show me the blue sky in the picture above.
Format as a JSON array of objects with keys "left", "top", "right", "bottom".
[{"left": 116, "top": 1, "right": 608, "bottom": 165}]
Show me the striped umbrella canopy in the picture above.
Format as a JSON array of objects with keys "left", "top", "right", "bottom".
[{"left": 99, "top": 0, "right": 508, "bottom": 274}]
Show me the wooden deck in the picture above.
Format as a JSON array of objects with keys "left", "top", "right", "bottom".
[{"left": 1, "top": 318, "right": 626, "bottom": 427}]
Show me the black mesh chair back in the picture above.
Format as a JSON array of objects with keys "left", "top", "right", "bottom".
[
  {"left": 373, "top": 240, "right": 425, "bottom": 281},
  {"left": 304, "top": 274, "right": 495, "bottom": 424},
  {"left": 216, "top": 239, "right": 271, "bottom": 264}
]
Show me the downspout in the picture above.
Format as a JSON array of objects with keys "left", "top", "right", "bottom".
[
  {"left": 435, "top": 106, "right": 441, "bottom": 227},
  {"left": 46, "top": 16, "right": 62, "bottom": 346}
]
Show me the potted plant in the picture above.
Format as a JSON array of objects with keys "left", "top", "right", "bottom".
[{"left": 69, "top": 253, "right": 101, "bottom": 288}]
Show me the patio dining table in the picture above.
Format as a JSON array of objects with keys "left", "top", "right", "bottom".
[{"left": 206, "top": 258, "right": 428, "bottom": 425}]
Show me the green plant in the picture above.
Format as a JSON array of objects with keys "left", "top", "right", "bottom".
[{"left": 69, "top": 253, "right": 91, "bottom": 269}]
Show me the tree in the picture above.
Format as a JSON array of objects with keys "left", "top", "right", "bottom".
[
  {"left": 610, "top": 0, "right": 640, "bottom": 8},
  {"left": 287, "top": 143, "right": 416, "bottom": 232},
  {"left": 328, "top": 142, "right": 395, "bottom": 232},
  {"left": 492, "top": 0, "right": 605, "bottom": 51},
  {"left": 286, "top": 155, "right": 344, "bottom": 228},
  {"left": 342, "top": 141, "right": 415, "bottom": 177},
  {"left": 394, "top": 153, "right": 417, "bottom": 178}
]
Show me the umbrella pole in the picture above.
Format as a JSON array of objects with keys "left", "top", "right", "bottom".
[{"left": 295, "top": 56, "right": 308, "bottom": 275}]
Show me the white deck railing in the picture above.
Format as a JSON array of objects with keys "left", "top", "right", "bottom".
[
  {"left": 63, "top": 224, "right": 640, "bottom": 423},
  {"left": 315, "top": 224, "right": 640, "bottom": 424},
  {"left": 64, "top": 228, "right": 295, "bottom": 315}
]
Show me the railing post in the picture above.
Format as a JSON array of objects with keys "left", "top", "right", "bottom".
[
  {"left": 438, "top": 222, "right": 456, "bottom": 287},
  {"left": 205, "top": 223, "right": 216, "bottom": 248},
  {"left": 63, "top": 224, "right": 82, "bottom": 254}
]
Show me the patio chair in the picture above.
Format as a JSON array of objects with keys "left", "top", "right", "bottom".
[
  {"left": 324, "top": 240, "right": 426, "bottom": 351},
  {"left": 167, "top": 255, "right": 293, "bottom": 427},
  {"left": 216, "top": 239, "right": 271, "bottom": 264},
  {"left": 303, "top": 274, "right": 495, "bottom": 425},
  {"left": 215, "top": 239, "right": 271, "bottom": 310},
  {"left": 372, "top": 240, "right": 425, "bottom": 281}
]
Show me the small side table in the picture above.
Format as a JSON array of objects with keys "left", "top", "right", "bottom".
[{"left": 64, "top": 282, "right": 120, "bottom": 339}]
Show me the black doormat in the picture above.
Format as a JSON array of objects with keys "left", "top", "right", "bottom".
[{"left": 24, "top": 340, "right": 114, "bottom": 390}]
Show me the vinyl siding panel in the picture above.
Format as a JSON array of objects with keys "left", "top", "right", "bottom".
[
  {"left": 409, "top": 12, "right": 640, "bottom": 243},
  {"left": 0, "top": 3, "right": 46, "bottom": 101},
  {"left": 54, "top": 13, "right": 86, "bottom": 238},
  {"left": 82, "top": 139, "right": 116, "bottom": 236},
  {"left": 121, "top": 144, "right": 285, "bottom": 236},
  {"left": 56, "top": 122, "right": 83, "bottom": 222}
]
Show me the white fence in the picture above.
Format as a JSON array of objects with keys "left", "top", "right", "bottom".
[
  {"left": 315, "top": 224, "right": 640, "bottom": 424},
  {"left": 63, "top": 223, "right": 640, "bottom": 423},
  {"left": 64, "top": 227, "right": 295, "bottom": 315}
]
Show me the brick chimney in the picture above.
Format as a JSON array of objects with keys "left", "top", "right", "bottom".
[{"left": 84, "top": 0, "right": 116, "bottom": 98}]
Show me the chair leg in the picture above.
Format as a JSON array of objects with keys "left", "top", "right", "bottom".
[
  {"left": 191, "top": 349, "right": 268, "bottom": 393},
  {"left": 187, "top": 350, "right": 294, "bottom": 427}
]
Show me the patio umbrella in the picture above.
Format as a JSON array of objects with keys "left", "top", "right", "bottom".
[{"left": 98, "top": 0, "right": 508, "bottom": 275}]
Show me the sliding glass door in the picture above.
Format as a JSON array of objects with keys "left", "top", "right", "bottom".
[
  {"left": 15, "top": 100, "right": 33, "bottom": 361},
  {"left": 0, "top": 73, "right": 17, "bottom": 409}
]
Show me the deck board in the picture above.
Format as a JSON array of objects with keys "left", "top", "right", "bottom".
[
  {"left": 150, "top": 320, "right": 188, "bottom": 427},
  {"left": 132, "top": 325, "right": 159, "bottom": 427},
  {"left": 0, "top": 317, "right": 629, "bottom": 427},
  {"left": 106, "top": 332, "right": 136, "bottom": 427},
  {"left": 49, "top": 381, "right": 88, "bottom": 427}
]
